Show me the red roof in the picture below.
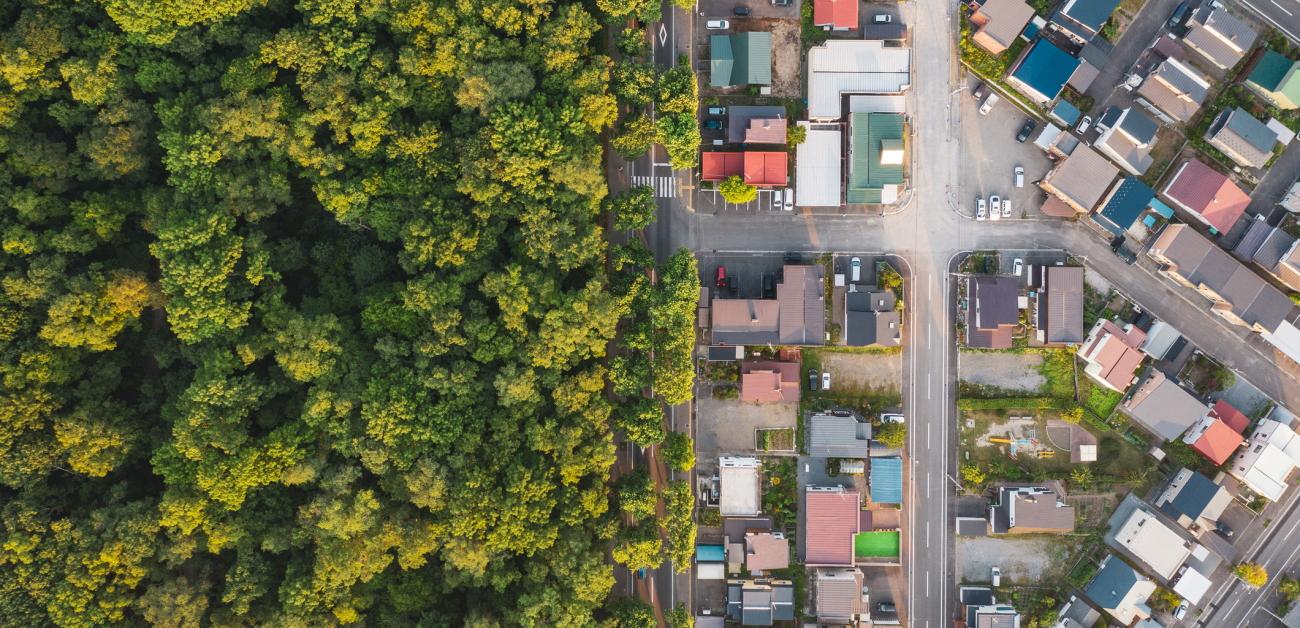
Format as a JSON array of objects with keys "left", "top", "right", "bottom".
[
  {"left": 740, "top": 361, "right": 801, "bottom": 403},
  {"left": 1190, "top": 418, "right": 1245, "bottom": 466},
  {"left": 814, "top": 0, "right": 859, "bottom": 29},
  {"left": 1209, "top": 399, "right": 1249, "bottom": 434},
  {"left": 803, "top": 489, "right": 860, "bottom": 566},
  {"left": 1163, "top": 159, "right": 1249, "bottom": 233},
  {"left": 701, "top": 152, "right": 744, "bottom": 181},
  {"left": 743, "top": 151, "right": 788, "bottom": 186}
]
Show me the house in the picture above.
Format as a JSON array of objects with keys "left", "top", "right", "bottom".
[
  {"left": 710, "top": 33, "right": 773, "bottom": 88},
  {"left": 1037, "top": 266, "right": 1085, "bottom": 344},
  {"left": 1085, "top": 554, "right": 1156, "bottom": 625},
  {"left": 720, "top": 457, "right": 763, "bottom": 517},
  {"left": 727, "top": 579, "right": 795, "bottom": 625},
  {"left": 989, "top": 484, "right": 1076, "bottom": 534},
  {"left": 970, "top": 0, "right": 1035, "bottom": 54},
  {"left": 848, "top": 112, "right": 906, "bottom": 204},
  {"left": 804, "top": 487, "right": 861, "bottom": 566},
  {"left": 744, "top": 531, "right": 790, "bottom": 573},
  {"left": 814, "top": 568, "right": 866, "bottom": 625},
  {"left": 796, "top": 123, "right": 843, "bottom": 207},
  {"left": 1159, "top": 159, "right": 1249, "bottom": 233},
  {"left": 1182, "top": 4, "right": 1258, "bottom": 70},
  {"left": 1141, "top": 320, "right": 1183, "bottom": 360},
  {"left": 1233, "top": 217, "right": 1300, "bottom": 291},
  {"left": 1094, "top": 177, "right": 1157, "bottom": 236},
  {"left": 845, "top": 288, "right": 900, "bottom": 346},
  {"left": 871, "top": 456, "right": 904, "bottom": 504},
  {"left": 1069, "top": 42, "right": 1108, "bottom": 92},
  {"left": 1205, "top": 107, "right": 1278, "bottom": 169},
  {"left": 740, "top": 361, "right": 801, "bottom": 403},
  {"left": 1246, "top": 50, "right": 1300, "bottom": 110},
  {"left": 1093, "top": 106, "right": 1158, "bottom": 175},
  {"left": 1136, "top": 56, "right": 1211, "bottom": 124},
  {"left": 1182, "top": 399, "right": 1249, "bottom": 465},
  {"left": 1114, "top": 507, "right": 1194, "bottom": 579},
  {"left": 814, "top": 0, "right": 858, "bottom": 31},
  {"left": 1120, "top": 370, "right": 1209, "bottom": 441},
  {"left": 727, "top": 106, "right": 788, "bottom": 144},
  {"left": 1051, "top": 0, "right": 1121, "bottom": 43},
  {"left": 1050, "top": 99, "right": 1083, "bottom": 127},
  {"left": 700, "top": 151, "right": 788, "bottom": 187},
  {"left": 711, "top": 264, "right": 825, "bottom": 345},
  {"left": 1156, "top": 468, "right": 1232, "bottom": 533},
  {"left": 1228, "top": 418, "right": 1300, "bottom": 501},
  {"left": 697, "top": 544, "right": 728, "bottom": 580},
  {"left": 1078, "top": 319, "right": 1148, "bottom": 392},
  {"left": 809, "top": 413, "right": 873, "bottom": 458},
  {"left": 970, "top": 605, "right": 1022, "bottom": 628},
  {"left": 1041, "top": 145, "right": 1121, "bottom": 214},
  {"left": 966, "top": 276, "right": 1020, "bottom": 349},
  {"left": 807, "top": 40, "right": 911, "bottom": 120},
  {"left": 1007, "top": 37, "right": 1081, "bottom": 104}
]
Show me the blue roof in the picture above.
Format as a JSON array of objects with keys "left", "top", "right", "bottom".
[
  {"left": 1010, "top": 38, "right": 1080, "bottom": 101},
  {"left": 1149, "top": 198, "right": 1174, "bottom": 219},
  {"left": 1095, "top": 177, "right": 1155, "bottom": 236},
  {"left": 870, "top": 457, "right": 904, "bottom": 504},
  {"left": 1060, "top": 0, "right": 1121, "bottom": 31},
  {"left": 1051, "top": 100, "right": 1082, "bottom": 126},
  {"left": 697, "top": 544, "right": 726, "bottom": 562},
  {"left": 1086, "top": 555, "right": 1143, "bottom": 609},
  {"left": 1022, "top": 20, "right": 1042, "bottom": 40},
  {"left": 1159, "top": 471, "right": 1222, "bottom": 522}
]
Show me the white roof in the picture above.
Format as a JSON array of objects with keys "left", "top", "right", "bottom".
[
  {"left": 807, "top": 40, "right": 910, "bottom": 120},
  {"left": 696, "top": 562, "right": 727, "bottom": 580},
  {"left": 796, "top": 123, "right": 843, "bottom": 207},
  {"left": 848, "top": 94, "right": 907, "bottom": 113},
  {"left": 1115, "top": 509, "right": 1192, "bottom": 579},
  {"left": 1268, "top": 118, "right": 1295, "bottom": 145},
  {"left": 1035, "top": 123, "right": 1064, "bottom": 151},
  {"left": 720, "top": 457, "right": 762, "bottom": 516},
  {"left": 1264, "top": 320, "right": 1300, "bottom": 365},
  {"left": 1232, "top": 419, "right": 1300, "bottom": 501},
  {"left": 1141, "top": 321, "right": 1181, "bottom": 359},
  {"left": 1172, "top": 567, "right": 1212, "bottom": 603},
  {"left": 1078, "top": 444, "right": 1098, "bottom": 462}
]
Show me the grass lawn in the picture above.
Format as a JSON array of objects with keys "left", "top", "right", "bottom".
[
  {"left": 757, "top": 428, "right": 795, "bottom": 452},
  {"left": 960, "top": 410, "right": 1154, "bottom": 490},
  {"left": 855, "top": 531, "right": 900, "bottom": 558}
]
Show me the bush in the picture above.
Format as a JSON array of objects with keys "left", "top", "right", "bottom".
[
  {"left": 957, "top": 397, "right": 1073, "bottom": 411},
  {"left": 1061, "top": 407, "right": 1083, "bottom": 424},
  {"left": 960, "top": 464, "right": 988, "bottom": 488},
  {"left": 876, "top": 422, "right": 906, "bottom": 449},
  {"left": 718, "top": 175, "right": 757, "bottom": 204},
  {"left": 1279, "top": 575, "right": 1300, "bottom": 601},
  {"left": 787, "top": 124, "right": 807, "bottom": 146}
]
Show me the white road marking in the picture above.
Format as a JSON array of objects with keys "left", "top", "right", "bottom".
[
  {"left": 926, "top": 573, "right": 930, "bottom": 597},
  {"left": 631, "top": 175, "right": 676, "bottom": 199},
  {"left": 1271, "top": 0, "right": 1295, "bottom": 15},
  {"left": 658, "top": 23, "right": 668, "bottom": 46},
  {"left": 926, "top": 520, "right": 931, "bottom": 547}
]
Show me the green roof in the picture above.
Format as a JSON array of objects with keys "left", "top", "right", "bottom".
[
  {"left": 847, "top": 112, "right": 905, "bottom": 204},
  {"left": 1247, "top": 50, "right": 1300, "bottom": 109},
  {"left": 709, "top": 33, "right": 772, "bottom": 88}
]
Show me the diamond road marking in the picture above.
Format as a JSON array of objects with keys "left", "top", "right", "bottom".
[{"left": 659, "top": 24, "right": 668, "bottom": 46}]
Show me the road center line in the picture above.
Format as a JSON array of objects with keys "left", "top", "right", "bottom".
[
  {"left": 927, "top": 373, "right": 932, "bottom": 399},
  {"left": 1270, "top": 0, "right": 1294, "bottom": 15}
]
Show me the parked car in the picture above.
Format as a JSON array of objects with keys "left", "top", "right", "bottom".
[
  {"left": 876, "top": 602, "right": 897, "bottom": 613},
  {"left": 773, "top": 189, "right": 783, "bottom": 209},
  {"left": 808, "top": 369, "right": 819, "bottom": 391},
  {"left": 706, "top": 19, "right": 730, "bottom": 30},
  {"left": 1076, "top": 115, "right": 1092, "bottom": 134},
  {"left": 1001, "top": 199, "right": 1011, "bottom": 218},
  {"left": 715, "top": 266, "right": 727, "bottom": 289},
  {"left": 989, "top": 195, "right": 1001, "bottom": 221},
  {"left": 1016, "top": 119, "right": 1036, "bottom": 142},
  {"left": 1168, "top": 1, "right": 1191, "bottom": 31},
  {"left": 707, "top": 106, "right": 727, "bottom": 116},
  {"left": 821, "top": 372, "right": 831, "bottom": 390},
  {"left": 850, "top": 256, "right": 862, "bottom": 282},
  {"left": 874, "top": 13, "right": 892, "bottom": 23},
  {"left": 1014, "top": 165, "right": 1025, "bottom": 188},
  {"left": 704, "top": 119, "right": 722, "bottom": 130},
  {"left": 1216, "top": 521, "right": 1234, "bottom": 537},
  {"left": 772, "top": 0, "right": 791, "bottom": 5},
  {"left": 734, "top": 5, "right": 751, "bottom": 15},
  {"left": 783, "top": 188, "right": 794, "bottom": 210},
  {"left": 971, "top": 82, "right": 986, "bottom": 101},
  {"left": 763, "top": 273, "right": 776, "bottom": 298},
  {"left": 1173, "top": 601, "right": 1189, "bottom": 620},
  {"left": 976, "top": 197, "right": 987, "bottom": 220},
  {"left": 1012, "top": 258, "right": 1024, "bottom": 276},
  {"left": 991, "top": 567, "right": 1001, "bottom": 587},
  {"left": 881, "top": 413, "right": 905, "bottom": 424},
  {"left": 979, "top": 93, "right": 1000, "bottom": 115}
]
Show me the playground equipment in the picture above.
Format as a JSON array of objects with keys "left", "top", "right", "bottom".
[
  {"left": 988, "top": 437, "right": 1012, "bottom": 444},
  {"left": 1037, "top": 450, "right": 1055, "bottom": 458}
]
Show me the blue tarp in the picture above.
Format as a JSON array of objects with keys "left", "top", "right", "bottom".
[
  {"left": 870, "top": 457, "right": 904, "bottom": 504},
  {"left": 696, "top": 544, "right": 726, "bottom": 562}
]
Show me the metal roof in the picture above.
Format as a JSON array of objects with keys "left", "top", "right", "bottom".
[
  {"left": 870, "top": 456, "right": 903, "bottom": 504},
  {"left": 709, "top": 33, "right": 772, "bottom": 87},
  {"left": 808, "top": 414, "right": 873, "bottom": 458},
  {"left": 1095, "top": 177, "right": 1155, "bottom": 236},
  {"left": 848, "top": 112, "right": 905, "bottom": 204},
  {"left": 1009, "top": 37, "right": 1080, "bottom": 102},
  {"left": 795, "top": 124, "right": 842, "bottom": 207}
]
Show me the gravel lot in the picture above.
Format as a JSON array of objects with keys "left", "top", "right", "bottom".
[
  {"left": 957, "top": 537, "right": 1058, "bottom": 584},
  {"left": 958, "top": 351, "right": 1044, "bottom": 393},
  {"left": 820, "top": 351, "right": 902, "bottom": 392},
  {"left": 696, "top": 391, "right": 797, "bottom": 455}
]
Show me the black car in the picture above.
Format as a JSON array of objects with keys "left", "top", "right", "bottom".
[
  {"left": 1217, "top": 521, "right": 1235, "bottom": 537},
  {"left": 1167, "top": 1, "right": 1191, "bottom": 32},
  {"left": 1016, "top": 119, "right": 1037, "bottom": 142},
  {"left": 808, "top": 369, "right": 819, "bottom": 391},
  {"left": 734, "top": 5, "right": 751, "bottom": 16},
  {"left": 762, "top": 273, "right": 776, "bottom": 298},
  {"left": 704, "top": 119, "right": 723, "bottom": 130},
  {"left": 971, "top": 82, "right": 986, "bottom": 101}
]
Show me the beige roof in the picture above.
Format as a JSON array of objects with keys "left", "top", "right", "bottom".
[
  {"left": 712, "top": 299, "right": 780, "bottom": 344},
  {"left": 815, "top": 568, "right": 864, "bottom": 623},
  {"left": 746, "top": 532, "right": 791, "bottom": 572},
  {"left": 971, "top": 0, "right": 1035, "bottom": 52},
  {"left": 1122, "top": 370, "right": 1208, "bottom": 441},
  {"left": 1115, "top": 508, "right": 1193, "bottom": 579},
  {"left": 1041, "top": 145, "right": 1120, "bottom": 212}
]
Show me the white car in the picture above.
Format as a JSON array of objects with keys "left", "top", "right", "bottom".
[
  {"left": 821, "top": 372, "right": 831, "bottom": 390},
  {"left": 991, "top": 567, "right": 1001, "bottom": 587},
  {"left": 1014, "top": 165, "right": 1025, "bottom": 188},
  {"left": 989, "top": 195, "right": 1001, "bottom": 221},
  {"left": 783, "top": 188, "right": 794, "bottom": 211},
  {"left": 706, "top": 19, "right": 730, "bottom": 29},
  {"left": 1076, "top": 115, "right": 1092, "bottom": 134},
  {"left": 1001, "top": 199, "right": 1011, "bottom": 218},
  {"left": 979, "top": 93, "right": 1000, "bottom": 115},
  {"left": 976, "top": 198, "right": 987, "bottom": 220},
  {"left": 881, "top": 413, "right": 905, "bottom": 424},
  {"left": 773, "top": 189, "right": 783, "bottom": 209},
  {"left": 1173, "top": 601, "right": 1188, "bottom": 620},
  {"left": 1012, "top": 258, "right": 1024, "bottom": 276},
  {"left": 850, "top": 256, "right": 862, "bottom": 282}
]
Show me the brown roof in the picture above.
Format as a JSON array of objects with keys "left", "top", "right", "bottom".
[
  {"left": 1041, "top": 145, "right": 1120, "bottom": 212},
  {"left": 1008, "top": 490, "right": 1076, "bottom": 532},
  {"left": 1161, "top": 159, "right": 1249, "bottom": 233},
  {"left": 1040, "top": 195, "right": 1078, "bottom": 217},
  {"left": 814, "top": 568, "right": 865, "bottom": 623},
  {"left": 1042, "top": 266, "right": 1084, "bottom": 343},
  {"left": 971, "top": 0, "right": 1035, "bottom": 53},
  {"left": 803, "top": 489, "right": 861, "bottom": 566},
  {"left": 967, "top": 276, "right": 1020, "bottom": 349},
  {"left": 778, "top": 265, "right": 826, "bottom": 345},
  {"left": 1137, "top": 66, "right": 1205, "bottom": 123},
  {"left": 740, "top": 361, "right": 801, "bottom": 403},
  {"left": 711, "top": 299, "right": 781, "bottom": 344},
  {"left": 744, "top": 118, "right": 788, "bottom": 144},
  {"left": 745, "top": 532, "right": 790, "bottom": 572}
]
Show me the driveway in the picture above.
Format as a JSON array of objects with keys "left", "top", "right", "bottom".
[
  {"left": 696, "top": 393, "right": 797, "bottom": 455},
  {"left": 1086, "top": 0, "right": 1187, "bottom": 115},
  {"left": 957, "top": 537, "right": 1060, "bottom": 584}
]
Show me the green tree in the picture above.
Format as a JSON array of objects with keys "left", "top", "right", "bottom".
[
  {"left": 1279, "top": 575, "right": 1300, "bottom": 601},
  {"left": 609, "top": 186, "right": 657, "bottom": 231},
  {"left": 876, "top": 422, "right": 906, "bottom": 449},
  {"left": 718, "top": 175, "right": 757, "bottom": 204},
  {"left": 612, "top": 63, "right": 657, "bottom": 107},
  {"left": 617, "top": 469, "right": 658, "bottom": 521},
  {"left": 1234, "top": 562, "right": 1268, "bottom": 588},
  {"left": 1061, "top": 407, "right": 1084, "bottom": 424},
  {"left": 612, "top": 524, "right": 663, "bottom": 571},
  {"left": 613, "top": 114, "right": 658, "bottom": 159},
  {"left": 1070, "top": 466, "right": 1094, "bottom": 491},
  {"left": 655, "top": 113, "right": 701, "bottom": 170},
  {"left": 661, "top": 480, "right": 696, "bottom": 572},
  {"left": 662, "top": 432, "right": 695, "bottom": 472},
  {"left": 668, "top": 603, "right": 693, "bottom": 628},
  {"left": 606, "top": 597, "right": 657, "bottom": 628},
  {"left": 787, "top": 124, "right": 807, "bottom": 146}
]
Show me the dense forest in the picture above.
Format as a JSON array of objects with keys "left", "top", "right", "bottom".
[{"left": 0, "top": 0, "right": 690, "bottom": 624}]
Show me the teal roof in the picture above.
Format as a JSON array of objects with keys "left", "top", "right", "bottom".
[
  {"left": 709, "top": 33, "right": 772, "bottom": 87},
  {"left": 1009, "top": 38, "right": 1079, "bottom": 102},
  {"left": 847, "top": 112, "right": 905, "bottom": 204},
  {"left": 1247, "top": 50, "right": 1300, "bottom": 108},
  {"left": 870, "top": 457, "right": 903, "bottom": 504},
  {"left": 1051, "top": 100, "right": 1082, "bottom": 126}
]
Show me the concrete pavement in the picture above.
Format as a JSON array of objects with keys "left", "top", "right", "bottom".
[{"left": 1087, "top": 0, "right": 1186, "bottom": 114}]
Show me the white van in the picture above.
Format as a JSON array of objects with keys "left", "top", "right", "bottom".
[
  {"left": 706, "top": 19, "right": 730, "bottom": 30},
  {"left": 783, "top": 188, "right": 794, "bottom": 210},
  {"left": 850, "top": 257, "right": 862, "bottom": 282}
]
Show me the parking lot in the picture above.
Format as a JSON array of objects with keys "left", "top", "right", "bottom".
[
  {"left": 698, "top": 252, "right": 808, "bottom": 300},
  {"left": 958, "top": 77, "right": 1054, "bottom": 220}
]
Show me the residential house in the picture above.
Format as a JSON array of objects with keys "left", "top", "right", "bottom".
[
  {"left": 814, "top": 0, "right": 858, "bottom": 31},
  {"left": 1094, "top": 177, "right": 1158, "bottom": 236},
  {"left": 989, "top": 484, "right": 1076, "bottom": 534},
  {"left": 966, "top": 276, "right": 1020, "bottom": 349},
  {"left": 1050, "top": 99, "right": 1083, "bottom": 127},
  {"left": 1159, "top": 159, "right": 1249, "bottom": 233},
  {"left": 1041, "top": 145, "right": 1121, "bottom": 214},
  {"left": 711, "top": 264, "right": 826, "bottom": 345},
  {"left": 1069, "top": 42, "right": 1109, "bottom": 92},
  {"left": 727, "top": 106, "right": 788, "bottom": 144},
  {"left": 1051, "top": 0, "right": 1121, "bottom": 43},
  {"left": 970, "top": 0, "right": 1035, "bottom": 54},
  {"left": 700, "top": 151, "right": 788, "bottom": 187},
  {"left": 1156, "top": 468, "right": 1232, "bottom": 534},
  {"left": 845, "top": 288, "right": 900, "bottom": 346},
  {"left": 1006, "top": 37, "right": 1081, "bottom": 104},
  {"left": 1246, "top": 50, "right": 1300, "bottom": 109},
  {"left": 1141, "top": 320, "right": 1184, "bottom": 360},
  {"left": 809, "top": 413, "right": 873, "bottom": 458},
  {"left": 871, "top": 456, "right": 904, "bottom": 504},
  {"left": 697, "top": 544, "right": 727, "bottom": 580},
  {"left": 1182, "top": 399, "right": 1249, "bottom": 465},
  {"left": 1078, "top": 319, "right": 1148, "bottom": 392},
  {"left": 1228, "top": 418, "right": 1300, "bottom": 501},
  {"left": 1093, "top": 106, "right": 1159, "bottom": 175},
  {"left": 1120, "top": 370, "right": 1209, "bottom": 441},
  {"left": 1085, "top": 554, "right": 1156, "bottom": 625},
  {"left": 727, "top": 579, "right": 795, "bottom": 626},
  {"left": 1182, "top": 4, "right": 1259, "bottom": 70},
  {"left": 743, "top": 531, "right": 790, "bottom": 573},
  {"left": 740, "top": 361, "right": 801, "bottom": 403},
  {"left": 1114, "top": 507, "right": 1194, "bottom": 579},
  {"left": 848, "top": 112, "right": 906, "bottom": 204},
  {"left": 1037, "top": 266, "right": 1085, "bottom": 344},
  {"left": 1137, "top": 56, "right": 1211, "bottom": 124},
  {"left": 710, "top": 33, "right": 773, "bottom": 88},
  {"left": 814, "top": 568, "right": 866, "bottom": 625},
  {"left": 720, "top": 457, "right": 763, "bottom": 517},
  {"left": 1205, "top": 107, "right": 1278, "bottom": 169},
  {"left": 803, "top": 487, "right": 861, "bottom": 566},
  {"left": 807, "top": 40, "right": 911, "bottom": 121},
  {"left": 970, "top": 605, "right": 1023, "bottom": 628},
  {"left": 1232, "top": 217, "right": 1300, "bottom": 291},
  {"left": 796, "top": 123, "right": 844, "bottom": 207}
]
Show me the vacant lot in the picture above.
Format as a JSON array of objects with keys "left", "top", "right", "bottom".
[
  {"left": 959, "top": 351, "right": 1045, "bottom": 393},
  {"left": 958, "top": 536, "right": 1070, "bottom": 584},
  {"left": 697, "top": 391, "right": 797, "bottom": 455}
]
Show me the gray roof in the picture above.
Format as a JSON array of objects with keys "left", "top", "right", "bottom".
[
  {"left": 727, "top": 106, "right": 788, "bottom": 144},
  {"left": 1041, "top": 266, "right": 1085, "bottom": 343},
  {"left": 957, "top": 517, "right": 990, "bottom": 536},
  {"left": 778, "top": 265, "right": 826, "bottom": 345},
  {"left": 1257, "top": 228, "right": 1298, "bottom": 270},
  {"left": 1185, "top": 5, "right": 1258, "bottom": 68},
  {"left": 967, "top": 276, "right": 1020, "bottom": 348},
  {"left": 1232, "top": 218, "right": 1273, "bottom": 261},
  {"left": 845, "top": 290, "right": 900, "bottom": 346},
  {"left": 1158, "top": 470, "right": 1223, "bottom": 522},
  {"left": 990, "top": 485, "right": 1076, "bottom": 533},
  {"left": 1138, "top": 59, "right": 1209, "bottom": 123},
  {"left": 1118, "top": 107, "right": 1159, "bottom": 144},
  {"left": 814, "top": 570, "right": 863, "bottom": 622},
  {"left": 809, "top": 414, "right": 873, "bottom": 458},
  {"left": 1207, "top": 108, "right": 1275, "bottom": 168},
  {"left": 1122, "top": 371, "right": 1207, "bottom": 441}
]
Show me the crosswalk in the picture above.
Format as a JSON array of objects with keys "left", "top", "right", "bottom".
[{"left": 631, "top": 175, "right": 676, "bottom": 198}]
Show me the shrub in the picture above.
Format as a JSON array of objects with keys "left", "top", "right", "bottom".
[
  {"left": 787, "top": 124, "right": 807, "bottom": 146},
  {"left": 718, "top": 175, "right": 757, "bottom": 204},
  {"left": 1235, "top": 562, "right": 1268, "bottom": 588},
  {"left": 876, "top": 422, "right": 906, "bottom": 449}
]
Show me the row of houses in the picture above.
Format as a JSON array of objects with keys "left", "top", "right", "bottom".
[{"left": 964, "top": 265, "right": 1084, "bottom": 349}]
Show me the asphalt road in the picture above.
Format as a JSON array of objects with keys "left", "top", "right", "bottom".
[
  {"left": 1196, "top": 481, "right": 1300, "bottom": 626},
  {"left": 1235, "top": 0, "right": 1300, "bottom": 44},
  {"left": 1088, "top": 0, "right": 1186, "bottom": 114}
]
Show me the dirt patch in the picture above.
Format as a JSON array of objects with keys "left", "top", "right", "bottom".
[
  {"left": 1045, "top": 419, "right": 1099, "bottom": 464},
  {"left": 958, "top": 351, "right": 1045, "bottom": 393},
  {"left": 1066, "top": 493, "right": 1120, "bottom": 528},
  {"left": 696, "top": 391, "right": 797, "bottom": 455},
  {"left": 819, "top": 351, "right": 903, "bottom": 392},
  {"left": 1083, "top": 268, "right": 1112, "bottom": 295},
  {"left": 958, "top": 537, "right": 1065, "bottom": 584},
  {"left": 737, "top": 18, "right": 801, "bottom": 97}
]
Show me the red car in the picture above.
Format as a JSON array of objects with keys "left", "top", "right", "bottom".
[{"left": 715, "top": 266, "right": 727, "bottom": 289}]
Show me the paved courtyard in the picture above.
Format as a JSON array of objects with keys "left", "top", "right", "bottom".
[
  {"left": 958, "top": 351, "right": 1045, "bottom": 393},
  {"left": 957, "top": 537, "right": 1060, "bottom": 584}
]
